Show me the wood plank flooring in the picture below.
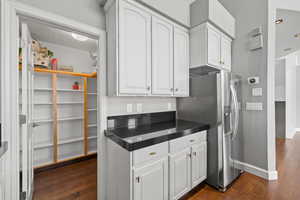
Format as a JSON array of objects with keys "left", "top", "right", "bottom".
[
  {"left": 34, "top": 134, "right": 300, "bottom": 200},
  {"left": 33, "top": 158, "right": 97, "bottom": 200}
]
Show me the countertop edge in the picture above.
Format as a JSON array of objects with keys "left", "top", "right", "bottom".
[
  {"left": 0, "top": 142, "right": 8, "bottom": 159},
  {"left": 105, "top": 124, "right": 210, "bottom": 151}
]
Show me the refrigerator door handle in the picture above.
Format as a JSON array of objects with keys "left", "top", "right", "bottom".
[{"left": 230, "top": 84, "right": 239, "bottom": 140}]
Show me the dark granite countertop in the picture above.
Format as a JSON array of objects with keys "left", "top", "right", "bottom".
[{"left": 105, "top": 120, "right": 210, "bottom": 151}]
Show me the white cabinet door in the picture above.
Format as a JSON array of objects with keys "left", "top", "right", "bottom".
[
  {"left": 191, "top": 142, "right": 207, "bottom": 188},
  {"left": 221, "top": 36, "right": 232, "bottom": 71},
  {"left": 152, "top": 16, "right": 174, "bottom": 96},
  {"left": 133, "top": 158, "right": 168, "bottom": 200},
  {"left": 119, "top": 0, "right": 152, "bottom": 95},
  {"left": 207, "top": 26, "right": 221, "bottom": 67},
  {"left": 174, "top": 27, "right": 189, "bottom": 97},
  {"left": 169, "top": 148, "right": 191, "bottom": 200}
]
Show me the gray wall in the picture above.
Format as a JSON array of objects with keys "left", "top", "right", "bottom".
[
  {"left": 219, "top": 0, "right": 269, "bottom": 170},
  {"left": 275, "top": 102, "right": 286, "bottom": 138}
]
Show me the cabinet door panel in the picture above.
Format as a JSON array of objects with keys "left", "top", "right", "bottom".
[
  {"left": 133, "top": 158, "right": 168, "bottom": 200},
  {"left": 207, "top": 27, "right": 221, "bottom": 67},
  {"left": 169, "top": 148, "right": 191, "bottom": 200},
  {"left": 174, "top": 28, "right": 189, "bottom": 97},
  {"left": 119, "top": 1, "right": 151, "bottom": 95},
  {"left": 191, "top": 143, "right": 207, "bottom": 188},
  {"left": 221, "top": 36, "right": 232, "bottom": 71},
  {"left": 152, "top": 16, "right": 174, "bottom": 96}
]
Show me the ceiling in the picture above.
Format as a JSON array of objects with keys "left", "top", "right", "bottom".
[
  {"left": 276, "top": 9, "right": 300, "bottom": 58},
  {"left": 23, "top": 19, "right": 98, "bottom": 52}
]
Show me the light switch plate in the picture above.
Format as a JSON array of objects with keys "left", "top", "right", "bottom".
[
  {"left": 246, "top": 102, "right": 263, "bottom": 111},
  {"left": 127, "top": 104, "right": 133, "bottom": 113},
  {"left": 252, "top": 88, "right": 263, "bottom": 96},
  {"left": 137, "top": 103, "right": 143, "bottom": 113}
]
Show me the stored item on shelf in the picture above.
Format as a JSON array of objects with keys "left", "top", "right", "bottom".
[
  {"left": 72, "top": 82, "right": 80, "bottom": 90},
  {"left": 51, "top": 58, "right": 58, "bottom": 70},
  {"left": 32, "top": 40, "right": 54, "bottom": 69},
  {"left": 32, "top": 40, "right": 40, "bottom": 52},
  {"left": 58, "top": 65, "right": 74, "bottom": 72}
]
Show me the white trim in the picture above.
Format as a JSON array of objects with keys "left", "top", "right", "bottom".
[
  {"left": 295, "top": 128, "right": 300, "bottom": 132},
  {"left": 1, "top": 1, "right": 106, "bottom": 200},
  {"left": 266, "top": 0, "right": 277, "bottom": 175},
  {"left": 234, "top": 160, "right": 278, "bottom": 180}
]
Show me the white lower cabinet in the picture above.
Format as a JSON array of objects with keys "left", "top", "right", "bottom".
[
  {"left": 169, "top": 148, "right": 191, "bottom": 200},
  {"left": 191, "top": 143, "right": 207, "bottom": 188},
  {"left": 133, "top": 158, "right": 169, "bottom": 200},
  {"left": 107, "top": 131, "right": 207, "bottom": 200}
]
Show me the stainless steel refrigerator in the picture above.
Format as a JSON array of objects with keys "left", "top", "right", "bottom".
[{"left": 177, "top": 66, "right": 243, "bottom": 191}]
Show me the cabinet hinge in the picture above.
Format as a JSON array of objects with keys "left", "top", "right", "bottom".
[{"left": 20, "top": 114, "right": 27, "bottom": 125}]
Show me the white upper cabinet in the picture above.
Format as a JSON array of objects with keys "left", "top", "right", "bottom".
[
  {"left": 133, "top": 158, "right": 168, "bottom": 200},
  {"left": 152, "top": 16, "right": 174, "bottom": 96},
  {"left": 207, "top": 26, "right": 222, "bottom": 67},
  {"left": 190, "top": 22, "right": 232, "bottom": 71},
  {"left": 221, "top": 35, "right": 232, "bottom": 71},
  {"left": 118, "top": 0, "right": 152, "bottom": 95},
  {"left": 105, "top": 0, "right": 189, "bottom": 97},
  {"left": 174, "top": 27, "right": 189, "bottom": 97}
]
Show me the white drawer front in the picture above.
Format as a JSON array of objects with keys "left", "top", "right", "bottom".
[
  {"left": 169, "top": 131, "right": 207, "bottom": 153},
  {"left": 133, "top": 142, "right": 168, "bottom": 166}
]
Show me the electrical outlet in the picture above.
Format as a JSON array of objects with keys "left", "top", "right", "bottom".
[
  {"left": 137, "top": 103, "right": 143, "bottom": 113},
  {"left": 127, "top": 104, "right": 133, "bottom": 113}
]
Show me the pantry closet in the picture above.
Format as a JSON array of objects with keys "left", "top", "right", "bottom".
[{"left": 19, "top": 17, "right": 99, "bottom": 199}]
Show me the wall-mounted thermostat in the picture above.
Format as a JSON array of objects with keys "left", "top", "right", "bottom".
[{"left": 248, "top": 77, "right": 260, "bottom": 85}]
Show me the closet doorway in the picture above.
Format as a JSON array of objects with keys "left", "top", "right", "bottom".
[{"left": 19, "top": 17, "right": 100, "bottom": 200}]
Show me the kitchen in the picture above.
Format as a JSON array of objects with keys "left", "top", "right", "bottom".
[{"left": 0, "top": 0, "right": 293, "bottom": 199}]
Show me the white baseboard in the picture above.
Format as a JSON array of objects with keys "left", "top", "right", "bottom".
[{"left": 234, "top": 160, "right": 278, "bottom": 180}]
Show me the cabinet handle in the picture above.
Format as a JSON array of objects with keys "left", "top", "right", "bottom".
[
  {"left": 175, "top": 88, "right": 179, "bottom": 92},
  {"left": 147, "top": 86, "right": 151, "bottom": 91},
  {"left": 149, "top": 152, "right": 156, "bottom": 156},
  {"left": 170, "top": 88, "right": 174, "bottom": 92},
  {"left": 187, "top": 153, "right": 192, "bottom": 158},
  {"left": 190, "top": 139, "right": 195, "bottom": 143},
  {"left": 136, "top": 177, "right": 140, "bottom": 183},
  {"left": 193, "top": 152, "right": 197, "bottom": 156}
]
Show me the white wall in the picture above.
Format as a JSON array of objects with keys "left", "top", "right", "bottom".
[
  {"left": 285, "top": 53, "right": 297, "bottom": 138},
  {"left": 41, "top": 42, "right": 95, "bottom": 73},
  {"left": 275, "top": 0, "right": 300, "bottom": 12},
  {"left": 275, "top": 59, "right": 286, "bottom": 101},
  {"left": 296, "top": 67, "right": 300, "bottom": 128}
]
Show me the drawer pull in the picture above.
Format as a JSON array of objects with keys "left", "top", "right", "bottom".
[
  {"left": 149, "top": 152, "right": 157, "bottom": 156},
  {"left": 190, "top": 139, "right": 195, "bottom": 143},
  {"left": 193, "top": 152, "right": 197, "bottom": 156}
]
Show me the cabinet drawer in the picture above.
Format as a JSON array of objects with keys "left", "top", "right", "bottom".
[
  {"left": 169, "top": 131, "right": 207, "bottom": 153},
  {"left": 133, "top": 142, "right": 168, "bottom": 166}
]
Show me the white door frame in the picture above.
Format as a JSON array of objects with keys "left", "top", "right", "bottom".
[{"left": 0, "top": 1, "right": 107, "bottom": 199}]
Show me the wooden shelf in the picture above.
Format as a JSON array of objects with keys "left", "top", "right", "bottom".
[
  {"left": 34, "top": 102, "right": 84, "bottom": 105},
  {"left": 35, "top": 88, "right": 84, "bottom": 92},
  {"left": 88, "top": 124, "right": 97, "bottom": 128},
  {"left": 34, "top": 68, "right": 97, "bottom": 78},
  {"left": 34, "top": 117, "right": 83, "bottom": 123},
  {"left": 88, "top": 108, "right": 97, "bottom": 112},
  {"left": 88, "top": 93, "right": 97, "bottom": 95}
]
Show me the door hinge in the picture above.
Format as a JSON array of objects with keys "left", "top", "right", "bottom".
[
  {"left": 20, "top": 39, "right": 26, "bottom": 48},
  {"left": 20, "top": 191, "right": 26, "bottom": 200},
  {"left": 20, "top": 114, "right": 27, "bottom": 125}
]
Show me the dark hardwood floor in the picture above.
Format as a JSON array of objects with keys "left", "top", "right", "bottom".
[
  {"left": 34, "top": 134, "right": 300, "bottom": 200},
  {"left": 33, "top": 158, "right": 97, "bottom": 200},
  {"left": 184, "top": 134, "right": 300, "bottom": 200}
]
